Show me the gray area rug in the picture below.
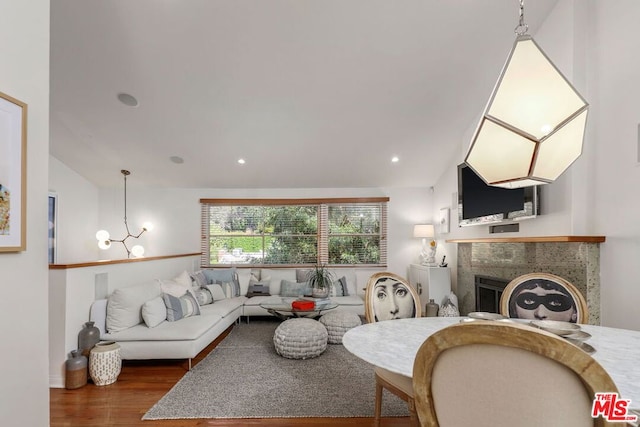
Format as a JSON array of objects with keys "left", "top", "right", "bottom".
[{"left": 143, "top": 319, "right": 409, "bottom": 419}]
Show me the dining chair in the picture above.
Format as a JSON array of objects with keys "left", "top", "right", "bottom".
[
  {"left": 365, "top": 272, "right": 422, "bottom": 426},
  {"left": 412, "top": 320, "right": 622, "bottom": 427},
  {"left": 499, "top": 272, "right": 589, "bottom": 323}
]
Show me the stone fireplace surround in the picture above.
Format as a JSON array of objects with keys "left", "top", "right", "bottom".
[{"left": 449, "top": 236, "right": 604, "bottom": 325}]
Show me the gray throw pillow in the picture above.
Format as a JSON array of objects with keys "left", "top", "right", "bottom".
[
  {"left": 203, "top": 268, "right": 241, "bottom": 296},
  {"left": 280, "top": 280, "right": 311, "bottom": 297},
  {"left": 247, "top": 281, "right": 271, "bottom": 297},
  {"left": 330, "top": 276, "right": 348, "bottom": 297},
  {"left": 163, "top": 292, "right": 200, "bottom": 322}
]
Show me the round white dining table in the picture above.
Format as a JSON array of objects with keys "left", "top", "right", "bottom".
[{"left": 342, "top": 317, "right": 640, "bottom": 407}]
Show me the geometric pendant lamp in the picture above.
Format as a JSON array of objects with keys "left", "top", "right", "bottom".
[{"left": 465, "top": 3, "right": 588, "bottom": 189}]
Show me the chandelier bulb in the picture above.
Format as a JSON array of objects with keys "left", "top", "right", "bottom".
[
  {"left": 131, "top": 245, "right": 145, "bottom": 258},
  {"left": 96, "top": 230, "right": 110, "bottom": 241},
  {"left": 98, "top": 240, "right": 111, "bottom": 250},
  {"left": 142, "top": 222, "right": 154, "bottom": 232}
]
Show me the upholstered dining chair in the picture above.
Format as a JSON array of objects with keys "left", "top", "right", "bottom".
[
  {"left": 499, "top": 272, "right": 589, "bottom": 324},
  {"left": 412, "top": 320, "right": 622, "bottom": 427},
  {"left": 365, "top": 272, "right": 422, "bottom": 426}
]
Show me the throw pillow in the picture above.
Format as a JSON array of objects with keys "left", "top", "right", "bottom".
[
  {"left": 141, "top": 296, "right": 167, "bottom": 328},
  {"left": 106, "top": 281, "right": 162, "bottom": 333},
  {"left": 205, "top": 283, "right": 227, "bottom": 301},
  {"left": 163, "top": 292, "right": 200, "bottom": 322},
  {"left": 330, "top": 276, "right": 348, "bottom": 297},
  {"left": 260, "top": 268, "right": 296, "bottom": 295},
  {"left": 191, "top": 270, "right": 208, "bottom": 288},
  {"left": 280, "top": 279, "right": 311, "bottom": 297},
  {"left": 173, "top": 270, "right": 192, "bottom": 289},
  {"left": 202, "top": 268, "right": 240, "bottom": 294},
  {"left": 193, "top": 287, "right": 214, "bottom": 306},
  {"left": 158, "top": 279, "right": 190, "bottom": 298},
  {"left": 296, "top": 269, "right": 312, "bottom": 283},
  {"left": 236, "top": 269, "right": 257, "bottom": 296},
  {"left": 246, "top": 281, "right": 271, "bottom": 297}
]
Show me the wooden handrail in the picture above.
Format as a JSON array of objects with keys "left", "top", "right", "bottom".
[{"left": 49, "top": 252, "right": 200, "bottom": 269}]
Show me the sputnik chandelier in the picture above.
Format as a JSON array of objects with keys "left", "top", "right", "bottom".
[
  {"left": 95, "top": 170, "right": 153, "bottom": 258},
  {"left": 465, "top": 0, "right": 588, "bottom": 189}
]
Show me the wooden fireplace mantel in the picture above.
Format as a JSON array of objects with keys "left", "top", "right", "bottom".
[{"left": 445, "top": 236, "right": 605, "bottom": 244}]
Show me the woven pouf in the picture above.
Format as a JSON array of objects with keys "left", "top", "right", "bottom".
[
  {"left": 273, "top": 318, "right": 328, "bottom": 359},
  {"left": 319, "top": 311, "right": 362, "bottom": 344}
]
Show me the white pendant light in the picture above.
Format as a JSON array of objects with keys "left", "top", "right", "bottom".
[{"left": 465, "top": 0, "right": 588, "bottom": 189}]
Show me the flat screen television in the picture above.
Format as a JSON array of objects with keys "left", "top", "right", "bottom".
[{"left": 458, "top": 163, "right": 540, "bottom": 227}]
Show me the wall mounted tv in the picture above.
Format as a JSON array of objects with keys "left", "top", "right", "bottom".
[{"left": 458, "top": 163, "right": 540, "bottom": 227}]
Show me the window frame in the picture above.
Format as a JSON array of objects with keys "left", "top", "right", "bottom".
[{"left": 200, "top": 197, "right": 388, "bottom": 268}]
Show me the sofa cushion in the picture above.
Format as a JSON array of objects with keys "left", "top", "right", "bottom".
[
  {"left": 103, "top": 313, "right": 224, "bottom": 342},
  {"left": 142, "top": 296, "right": 167, "bottom": 328},
  {"left": 330, "top": 295, "right": 365, "bottom": 307},
  {"left": 260, "top": 268, "right": 296, "bottom": 295},
  {"left": 107, "top": 281, "right": 162, "bottom": 333},
  {"left": 200, "top": 297, "right": 245, "bottom": 318},
  {"left": 243, "top": 295, "right": 282, "bottom": 306},
  {"left": 163, "top": 292, "right": 201, "bottom": 322}
]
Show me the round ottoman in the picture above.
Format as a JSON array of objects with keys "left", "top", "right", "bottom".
[
  {"left": 273, "top": 318, "right": 328, "bottom": 359},
  {"left": 319, "top": 311, "right": 362, "bottom": 344}
]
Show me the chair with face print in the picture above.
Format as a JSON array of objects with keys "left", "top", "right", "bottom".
[
  {"left": 365, "top": 272, "right": 422, "bottom": 426},
  {"left": 413, "top": 320, "right": 618, "bottom": 427},
  {"left": 499, "top": 273, "right": 588, "bottom": 324}
]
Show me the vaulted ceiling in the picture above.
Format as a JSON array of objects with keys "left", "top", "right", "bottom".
[{"left": 50, "top": 0, "right": 559, "bottom": 189}]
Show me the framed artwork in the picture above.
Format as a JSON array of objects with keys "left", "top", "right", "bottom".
[
  {"left": 0, "top": 91, "right": 27, "bottom": 252},
  {"left": 439, "top": 207, "right": 450, "bottom": 234},
  {"left": 364, "top": 272, "right": 422, "bottom": 323},
  {"left": 499, "top": 273, "right": 588, "bottom": 324}
]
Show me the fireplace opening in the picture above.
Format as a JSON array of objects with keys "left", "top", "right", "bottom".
[{"left": 475, "top": 275, "right": 510, "bottom": 313}]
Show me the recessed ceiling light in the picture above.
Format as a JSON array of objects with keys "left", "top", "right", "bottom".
[
  {"left": 170, "top": 156, "right": 184, "bottom": 164},
  {"left": 391, "top": 156, "right": 399, "bottom": 163},
  {"left": 117, "top": 93, "right": 139, "bottom": 107},
  {"left": 238, "top": 158, "right": 246, "bottom": 165}
]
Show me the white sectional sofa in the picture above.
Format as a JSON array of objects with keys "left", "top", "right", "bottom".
[{"left": 89, "top": 267, "right": 380, "bottom": 365}]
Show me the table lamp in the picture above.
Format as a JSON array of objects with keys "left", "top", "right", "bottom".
[{"left": 413, "top": 224, "right": 436, "bottom": 266}]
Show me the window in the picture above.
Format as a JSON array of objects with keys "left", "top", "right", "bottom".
[
  {"left": 200, "top": 198, "right": 388, "bottom": 267},
  {"left": 48, "top": 193, "right": 57, "bottom": 264}
]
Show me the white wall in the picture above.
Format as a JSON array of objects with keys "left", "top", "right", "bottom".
[
  {"left": 0, "top": 0, "right": 50, "bottom": 425},
  {"left": 48, "top": 255, "right": 199, "bottom": 387},
  {"left": 589, "top": 0, "right": 640, "bottom": 329},
  {"left": 94, "top": 186, "right": 433, "bottom": 276},
  {"left": 49, "top": 155, "right": 100, "bottom": 263}
]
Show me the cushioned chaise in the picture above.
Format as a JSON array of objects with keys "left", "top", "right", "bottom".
[{"left": 273, "top": 318, "right": 328, "bottom": 359}]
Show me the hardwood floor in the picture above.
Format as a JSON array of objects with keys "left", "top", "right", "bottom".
[{"left": 50, "top": 325, "right": 412, "bottom": 427}]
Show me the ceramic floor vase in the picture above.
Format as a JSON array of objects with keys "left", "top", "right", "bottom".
[
  {"left": 89, "top": 341, "right": 121, "bottom": 386},
  {"left": 65, "top": 350, "right": 88, "bottom": 390},
  {"left": 78, "top": 321, "right": 100, "bottom": 358}
]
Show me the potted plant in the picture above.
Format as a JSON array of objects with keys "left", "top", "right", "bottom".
[{"left": 306, "top": 264, "right": 334, "bottom": 299}]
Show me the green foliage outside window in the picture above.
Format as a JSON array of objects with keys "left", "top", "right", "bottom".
[{"left": 203, "top": 200, "right": 386, "bottom": 266}]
